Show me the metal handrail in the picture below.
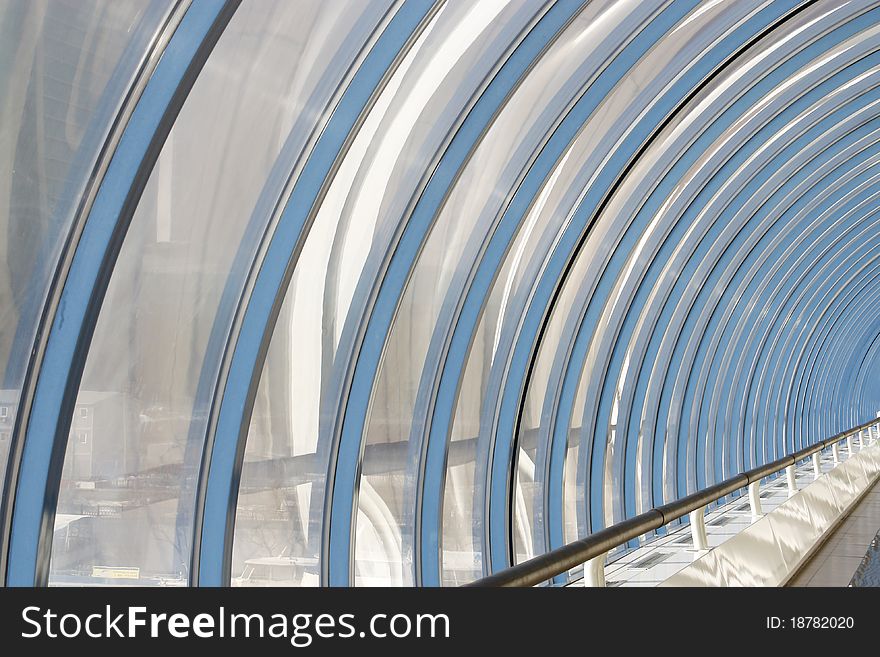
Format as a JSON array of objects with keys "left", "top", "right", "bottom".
[{"left": 466, "top": 418, "right": 880, "bottom": 587}]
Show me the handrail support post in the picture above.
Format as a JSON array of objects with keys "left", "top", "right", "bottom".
[
  {"left": 832, "top": 442, "right": 840, "bottom": 464},
  {"left": 748, "top": 481, "right": 762, "bottom": 520},
  {"left": 583, "top": 553, "right": 607, "bottom": 587},
  {"left": 786, "top": 464, "right": 797, "bottom": 497},
  {"left": 812, "top": 452, "right": 821, "bottom": 478},
  {"left": 688, "top": 507, "right": 709, "bottom": 551}
]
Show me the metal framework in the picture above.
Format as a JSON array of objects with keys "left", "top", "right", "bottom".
[{"left": 2, "top": 0, "right": 880, "bottom": 588}]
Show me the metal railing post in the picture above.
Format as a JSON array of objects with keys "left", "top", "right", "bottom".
[
  {"left": 583, "top": 553, "right": 607, "bottom": 587},
  {"left": 812, "top": 452, "right": 821, "bottom": 478},
  {"left": 786, "top": 465, "right": 797, "bottom": 497},
  {"left": 689, "top": 507, "right": 709, "bottom": 551},
  {"left": 847, "top": 433, "right": 854, "bottom": 454},
  {"left": 832, "top": 442, "right": 840, "bottom": 463},
  {"left": 748, "top": 481, "right": 762, "bottom": 519}
]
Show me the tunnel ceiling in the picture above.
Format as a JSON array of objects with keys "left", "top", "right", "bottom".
[{"left": 3, "top": 0, "right": 880, "bottom": 587}]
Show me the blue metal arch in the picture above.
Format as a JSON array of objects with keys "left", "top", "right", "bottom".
[
  {"left": 716, "top": 198, "right": 880, "bottom": 473},
  {"left": 521, "top": 0, "right": 846, "bottom": 564},
  {"left": 0, "top": 1, "right": 179, "bottom": 391},
  {"left": 849, "top": 316, "right": 880, "bottom": 416},
  {"left": 0, "top": 0, "right": 192, "bottom": 585},
  {"left": 415, "top": 0, "right": 702, "bottom": 583},
  {"left": 196, "top": 0, "right": 440, "bottom": 587},
  {"left": 788, "top": 260, "right": 880, "bottom": 444},
  {"left": 539, "top": 1, "right": 865, "bottom": 547},
  {"left": 4, "top": 0, "right": 241, "bottom": 587},
  {"left": 630, "top": 156, "right": 880, "bottom": 514},
  {"left": 748, "top": 209, "right": 880, "bottom": 460},
  {"left": 727, "top": 172, "right": 880, "bottom": 462},
  {"left": 695, "top": 172, "right": 880, "bottom": 480},
  {"left": 9, "top": 0, "right": 880, "bottom": 590},
  {"left": 648, "top": 77, "right": 880, "bottom": 510},
  {"left": 679, "top": 132, "right": 880, "bottom": 502},
  {"left": 568, "top": 5, "right": 880, "bottom": 524},
  {"left": 709, "top": 145, "right": 880, "bottom": 480},
  {"left": 681, "top": 149, "right": 880, "bottom": 496},
  {"left": 781, "top": 267, "right": 880, "bottom": 449},
  {"left": 586, "top": 33, "right": 880, "bottom": 531},
  {"left": 576, "top": 5, "right": 880, "bottom": 538},
  {"left": 465, "top": 0, "right": 797, "bottom": 577},
  {"left": 323, "top": 0, "right": 587, "bottom": 586},
  {"left": 468, "top": 0, "right": 824, "bottom": 576},
  {"left": 615, "top": 68, "right": 880, "bottom": 526}
]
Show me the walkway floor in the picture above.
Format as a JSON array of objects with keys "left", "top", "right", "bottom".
[{"left": 787, "top": 476, "right": 880, "bottom": 587}]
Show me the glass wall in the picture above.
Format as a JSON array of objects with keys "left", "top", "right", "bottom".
[{"left": 48, "top": 0, "right": 393, "bottom": 585}]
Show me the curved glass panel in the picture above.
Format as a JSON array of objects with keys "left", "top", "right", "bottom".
[
  {"left": 230, "top": 1, "right": 436, "bottom": 588},
  {"left": 554, "top": 0, "right": 863, "bottom": 538},
  {"left": 233, "top": 0, "right": 546, "bottom": 588},
  {"left": 434, "top": 0, "right": 664, "bottom": 585},
  {"left": 353, "top": 0, "right": 550, "bottom": 587},
  {"left": 48, "top": 0, "right": 392, "bottom": 586},
  {"left": 503, "top": 0, "right": 767, "bottom": 565},
  {"left": 0, "top": 0, "right": 173, "bottom": 508}
]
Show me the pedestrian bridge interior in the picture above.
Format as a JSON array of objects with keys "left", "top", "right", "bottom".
[{"left": 3, "top": 0, "right": 880, "bottom": 588}]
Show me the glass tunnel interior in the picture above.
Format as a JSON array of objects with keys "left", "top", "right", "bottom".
[{"left": 3, "top": 0, "right": 880, "bottom": 587}]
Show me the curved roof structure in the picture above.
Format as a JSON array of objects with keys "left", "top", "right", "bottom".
[{"left": 3, "top": 0, "right": 880, "bottom": 587}]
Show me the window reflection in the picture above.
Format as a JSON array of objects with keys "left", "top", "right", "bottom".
[{"left": 0, "top": 0, "right": 173, "bottom": 510}]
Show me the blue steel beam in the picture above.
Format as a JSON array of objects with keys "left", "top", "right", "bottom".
[
  {"left": 323, "top": 0, "right": 587, "bottom": 586},
  {"left": 688, "top": 149, "right": 876, "bottom": 484},
  {"left": 768, "top": 265, "right": 880, "bottom": 452},
  {"left": 415, "top": 0, "right": 700, "bottom": 582},
  {"left": 584, "top": 25, "right": 880, "bottom": 530},
  {"left": 501, "top": 0, "right": 832, "bottom": 568},
  {"left": 0, "top": 0, "right": 194, "bottom": 587},
  {"left": 629, "top": 147, "right": 880, "bottom": 512},
  {"left": 196, "top": 0, "right": 441, "bottom": 587},
  {"left": 682, "top": 151, "right": 880, "bottom": 494},
  {"left": 747, "top": 212, "right": 880, "bottom": 461},
  {"left": 528, "top": 0, "right": 846, "bottom": 554},
  {"left": 670, "top": 130, "right": 880, "bottom": 507},
  {"left": 4, "top": 0, "right": 241, "bottom": 587},
  {"left": 788, "top": 262, "right": 880, "bottom": 443},
  {"left": 571, "top": 4, "right": 878, "bottom": 536},
  {"left": 631, "top": 66, "right": 880, "bottom": 513},
  {"left": 468, "top": 0, "right": 824, "bottom": 576},
  {"left": 710, "top": 145, "right": 880, "bottom": 479}
]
